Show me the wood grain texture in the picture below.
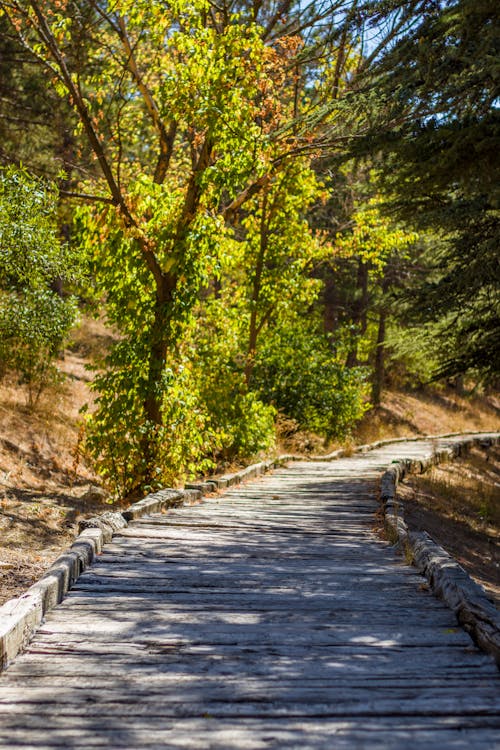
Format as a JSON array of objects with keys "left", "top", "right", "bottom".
[{"left": 0, "top": 438, "right": 499, "bottom": 748}]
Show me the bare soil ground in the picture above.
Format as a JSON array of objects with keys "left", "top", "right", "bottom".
[
  {"left": 398, "top": 445, "right": 500, "bottom": 607},
  {"left": 1, "top": 322, "right": 499, "bottom": 606}
]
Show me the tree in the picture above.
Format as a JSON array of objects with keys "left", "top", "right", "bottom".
[
  {"left": 330, "top": 199, "right": 418, "bottom": 401},
  {"left": 189, "top": 157, "right": 369, "bottom": 448},
  {"left": 361, "top": 0, "right": 500, "bottom": 383},
  {"left": 1, "top": 0, "right": 422, "bottom": 491}
]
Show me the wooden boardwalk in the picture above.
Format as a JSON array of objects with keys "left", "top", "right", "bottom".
[{"left": 0, "top": 440, "right": 499, "bottom": 748}]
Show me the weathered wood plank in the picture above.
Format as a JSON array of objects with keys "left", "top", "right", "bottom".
[
  {"left": 1, "top": 720, "right": 500, "bottom": 750},
  {"left": 0, "top": 695, "right": 499, "bottom": 719}
]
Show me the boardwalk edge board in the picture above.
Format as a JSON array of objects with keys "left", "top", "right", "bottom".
[
  {"left": 381, "top": 434, "right": 500, "bottom": 666},
  {"left": 1, "top": 430, "right": 498, "bottom": 671}
]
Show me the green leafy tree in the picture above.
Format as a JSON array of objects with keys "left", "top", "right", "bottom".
[
  {"left": 193, "top": 161, "right": 369, "bottom": 442},
  {"left": 1, "top": 0, "right": 420, "bottom": 491},
  {"left": 239, "top": 160, "right": 329, "bottom": 386},
  {"left": 332, "top": 200, "right": 418, "bottom": 400}
]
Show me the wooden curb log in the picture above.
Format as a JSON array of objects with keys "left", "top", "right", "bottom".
[
  {"left": 380, "top": 434, "right": 500, "bottom": 667},
  {"left": 1, "top": 430, "right": 498, "bottom": 671}
]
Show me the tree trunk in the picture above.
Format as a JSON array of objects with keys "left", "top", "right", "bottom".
[
  {"left": 371, "top": 306, "right": 386, "bottom": 406},
  {"left": 245, "top": 308, "right": 259, "bottom": 388},
  {"left": 245, "top": 194, "right": 268, "bottom": 387},
  {"left": 143, "top": 274, "right": 177, "bottom": 426},
  {"left": 323, "top": 272, "right": 339, "bottom": 338},
  {"left": 138, "top": 271, "right": 178, "bottom": 485},
  {"left": 143, "top": 307, "right": 169, "bottom": 426},
  {"left": 346, "top": 259, "right": 369, "bottom": 367},
  {"left": 455, "top": 375, "right": 465, "bottom": 396},
  {"left": 371, "top": 276, "right": 390, "bottom": 406}
]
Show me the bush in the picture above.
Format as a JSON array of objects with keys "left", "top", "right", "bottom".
[
  {"left": 191, "top": 306, "right": 277, "bottom": 464},
  {"left": 84, "top": 340, "right": 218, "bottom": 498},
  {"left": 0, "top": 167, "right": 81, "bottom": 404},
  {"left": 252, "top": 322, "right": 369, "bottom": 441},
  {"left": 201, "top": 374, "right": 276, "bottom": 462},
  {"left": 0, "top": 289, "right": 77, "bottom": 405},
  {"left": 84, "top": 336, "right": 276, "bottom": 498}
]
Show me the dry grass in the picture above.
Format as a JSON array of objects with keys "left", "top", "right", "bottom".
[
  {"left": 417, "top": 456, "right": 500, "bottom": 530},
  {"left": 354, "top": 389, "right": 499, "bottom": 445},
  {"left": 67, "top": 315, "right": 120, "bottom": 361},
  {"left": 400, "top": 446, "right": 500, "bottom": 607},
  {"left": 275, "top": 415, "right": 327, "bottom": 455}
]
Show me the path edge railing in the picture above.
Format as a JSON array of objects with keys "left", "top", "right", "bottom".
[
  {"left": 1, "top": 429, "right": 499, "bottom": 671},
  {"left": 380, "top": 433, "right": 500, "bottom": 666}
]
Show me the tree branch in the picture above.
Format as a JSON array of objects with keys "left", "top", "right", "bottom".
[
  {"left": 221, "top": 174, "right": 271, "bottom": 222},
  {"left": 261, "top": 0, "right": 293, "bottom": 41},
  {"left": 26, "top": 2, "right": 128, "bottom": 216},
  {"left": 115, "top": 14, "right": 176, "bottom": 183},
  {"left": 59, "top": 190, "right": 116, "bottom": 204},
  {"left": 14, "top": 1, "right": 167, "bottom": 294}
]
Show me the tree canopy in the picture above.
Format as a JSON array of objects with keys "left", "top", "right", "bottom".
[{"left": 361, "top": 0, "right": 500, "bottom": 382}]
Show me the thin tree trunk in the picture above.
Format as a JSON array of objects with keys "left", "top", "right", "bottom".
[
  {"left": 371, "top": 306, "right": 386, "bottom": 406},
  {"left": 346, "top": 260, "right": 368, "bottom": 367},
  {"left": 323, "top": 272, "right": 339, "bottom": 338},
  {"left": 245, "top": 194, "right": 268, "bottom": 387},
  {"left": 371, "top": 276, "right": 390, "bottom": 406},
  {"left": 455, "top": 375, "right": 465, "bottom": 396}
]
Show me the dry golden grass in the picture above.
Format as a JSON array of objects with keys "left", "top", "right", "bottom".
[
  {"left": 67, "top": 314, "right": 120, "bottom": 361},
  {"left": 417, "top": 458, "right": 500, "bottom": 530},
  {"left": 354, "top": 389, "right": 499, "bottom": 445},
  {"left": 400, "top": 446, "right": 500, "bottom": 607},
  {"left": 0, "top": 317, "right": 116, "bottom": 604}
]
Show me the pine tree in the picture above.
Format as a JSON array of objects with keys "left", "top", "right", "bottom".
[{"left": 362, "top": 0, "right": 500, "bottom": 382}]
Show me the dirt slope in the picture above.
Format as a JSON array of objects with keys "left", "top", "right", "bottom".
[{"left": 0, "top": 319, "right": 117, "bottom": 604}]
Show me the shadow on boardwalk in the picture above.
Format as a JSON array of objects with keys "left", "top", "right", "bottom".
[{"left": 0, "top": 445, "right": 498, "bottom": 749}]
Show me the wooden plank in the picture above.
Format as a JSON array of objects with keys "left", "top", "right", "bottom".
[
  {"left": 4, "top": 672, "right": 498, "bottom": 689},
  {"left": 0, "top": 695, "right": 499, "bottom": 719},
  {"left": 1, "top": 720, "right": 500, "bottom": 750}
]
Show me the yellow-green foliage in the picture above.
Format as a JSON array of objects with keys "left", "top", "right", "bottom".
[{"left": 0, "top": 167, "right": 81, "bottom": 406}]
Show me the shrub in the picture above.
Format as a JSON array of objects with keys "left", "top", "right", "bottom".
[
  {"left": 83, "top": 340, "right": 218, "bottom": 498},
  {"left": 252, "top": 321, "right": 369, "bottom": 441},
  {"left": 201, "top": 374, "right": 276, "bottom": 462},
  {"left": 0, "top": 167, "right": 81, "bottom": 405},
  {"left": 0, "top": 289, "right": 77, "bottom": 405}
]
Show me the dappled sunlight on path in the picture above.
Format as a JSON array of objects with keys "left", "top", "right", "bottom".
[{"left": 0, "top": 440, "right": 498, "bottom": 748}]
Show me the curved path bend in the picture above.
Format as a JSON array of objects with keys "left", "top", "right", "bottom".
[{"left": 0, "top": 438, "right": 499, "bottom": 748}]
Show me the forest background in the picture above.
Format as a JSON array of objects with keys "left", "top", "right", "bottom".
[{"left": 0, "top": 0, "right": 498, "bottom": 500}]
